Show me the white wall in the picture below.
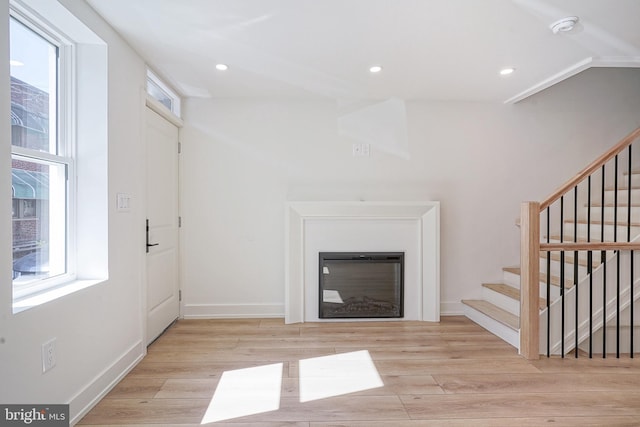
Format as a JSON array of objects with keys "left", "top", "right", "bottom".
[
  {"left": 0, "top": 2, "right": 635, "bottom": 420},
  {"left": 0, "top": 0, "right": 147, "bottom": 422},
  {"left": 180, "top": 67, "right": 640, "bottom": 317}
]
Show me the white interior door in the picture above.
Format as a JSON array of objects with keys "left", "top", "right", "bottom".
[{"left": 146, "top": 107, "right": 180, "bottom": 344}]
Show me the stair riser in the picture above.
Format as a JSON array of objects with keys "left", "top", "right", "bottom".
[
  {"left": 607, "top": 172, "right": 640, "bottom": 188},
  {"left": 542, "top": 252, "right": 603, "bottom": 269},
  {"left": 502, "top": 271, "right": 520, "bottom": 288},
  {"left": 572, "top": 222, "right": 640, "bottom": 240},
  {"left": 502, "top": 271, "right": 560, "bottom": 299},
  {"left": 482, "top": 286, "right": 519, "bottom": 316},
  {"left": 588, "top": 206, "right": 640, "bottom": 223},
  {"left": 549, "top": 248, "right": 620, "bottom": 269},
  {"left": 604, "top": 188, "right": 640, "bottom": 204},
  {"left": 625, "top": 173, "right": 640, "bottom": 187},
  {"left": 540, "top": 258, "right": 589, "bottom": 278},
  {"left": 462, "top": 305, "right": 519, "bottom": 349},
  {"left": 538, "top": 283, "right": 562, "bottom": 300}
]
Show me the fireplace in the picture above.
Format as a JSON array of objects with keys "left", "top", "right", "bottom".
[
  {"left": 285, "top": 201, "right": 440, "bottom": 323},
  {"left": 319, "top": 252, "right": 404, "bottom": 318}
]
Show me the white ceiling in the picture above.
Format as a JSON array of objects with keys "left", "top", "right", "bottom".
[{"left": 86, "top": 0, "right": 640, "bottom": 103}]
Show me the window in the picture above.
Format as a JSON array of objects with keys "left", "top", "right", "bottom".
[
  {"left": 7, "top": 0, "right": 108, "bottom": 313},
  {"left": 147, "top": 69, "right": 181, "bottom": 117},
  {"left": 10, "top": 13, "right": 74, "bottom": 297}
]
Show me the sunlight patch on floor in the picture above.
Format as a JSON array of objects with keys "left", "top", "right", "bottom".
[
  {"left": 298, "top": 350, "right": 383, "bottom": 402},
  {"left": 200, "top": 363, "right": 283, "bottom": 424}
]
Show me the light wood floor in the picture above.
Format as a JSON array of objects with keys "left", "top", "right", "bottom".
[{"left": 78, "top": 316, "right": 640, "bottom": 426}]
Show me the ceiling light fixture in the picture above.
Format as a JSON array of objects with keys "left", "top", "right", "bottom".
[
  {"left": 550, "top": 16, "right": 579, "bottom": 34},
  {"left": 369, "top": 65, "right": 383, "bottom": 73},
  {"left": 10, "top": 59, "right": 23, "bottom": 66},
  {"left": 215, "top": 63, "right": 228, "bottom": 71},
  {"left": 499, "top": 67, "right": 516, "bottom": 76}
]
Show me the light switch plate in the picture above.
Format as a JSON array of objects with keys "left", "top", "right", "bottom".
[
  {"left": 116, "top": 193, "right": 131, "bottom": 212},
  {"left": 352, "top": 143, "right": 370, "bottom": 157}
]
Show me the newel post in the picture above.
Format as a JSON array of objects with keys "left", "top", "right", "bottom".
[{"left": 520, "top": 201, "right": 540, "bottom": 359}]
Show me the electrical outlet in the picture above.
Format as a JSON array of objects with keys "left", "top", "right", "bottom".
[{"left": 42, "top": 338, "right": 56, "bottom": 373}]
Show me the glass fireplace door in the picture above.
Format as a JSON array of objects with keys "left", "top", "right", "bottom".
[{"left": 319, "top": 252, "right": 404, "bottom": 318}]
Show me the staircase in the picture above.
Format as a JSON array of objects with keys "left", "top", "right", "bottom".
[{"left": 462, "top": 128, "right": 640, "bottom": 357}]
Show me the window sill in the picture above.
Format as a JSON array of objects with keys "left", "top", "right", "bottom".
[{"left": 13, "top": 278, "right": 106, "bottom": 314}]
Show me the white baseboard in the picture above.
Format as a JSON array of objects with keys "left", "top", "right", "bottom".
[
  {"left": 183, "top": 303, "right": 284, "bottom": 319},
  {"left": 184, "top": 302, "right": 462, "bottom": 320},
  {"left": 70, "top": 340, "right": 145, "bottom": 425},
  {"left": 441, "top": 300, "right": 465, "bottom": 316}
]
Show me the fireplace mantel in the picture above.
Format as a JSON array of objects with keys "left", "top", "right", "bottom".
[{"left": 285, "top": 201, "right": 440, "bottom": 323}]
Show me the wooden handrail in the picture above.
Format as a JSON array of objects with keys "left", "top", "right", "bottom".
[{"left": 540, "top": 127, "right": 640, "bottom": 211}]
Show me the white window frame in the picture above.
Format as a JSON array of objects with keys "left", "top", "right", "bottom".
[
  {"left": 146, "top": 68, "right": 181, "bottom": 118},
  {"left": 8, "top": 0, "right": 110, "bottom": 314},
  {"left": 10, "top": 7, "right": 77, "bottom": 301}
]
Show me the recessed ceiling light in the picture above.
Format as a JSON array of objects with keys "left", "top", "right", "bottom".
[
  {"left": 215, "top": 63, "right": 228, "bottom": 71},
  {"left": 550, "top": 16, "right": 579, "bottom": 34},
  {"left": 499, "top": 67, "right": 516, "bottom": 76},
  {"left": 369, "top": 65, "right": 383, "bottom": 73},
  {"left": 10, "top": 59, "right": 23, "bottom": 66}
]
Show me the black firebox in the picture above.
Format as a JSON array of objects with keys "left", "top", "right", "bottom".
[{"left": 319, "top": 252, "right": 404, "bottom": 319}]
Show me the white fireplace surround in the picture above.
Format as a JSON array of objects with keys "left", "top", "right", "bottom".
[{"left": 285, "top": 201, "right": 440, "bottom": 323}]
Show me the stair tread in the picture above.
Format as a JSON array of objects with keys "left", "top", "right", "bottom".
[
  {"left": 604, "top": 186, "right": 640, "bottom": 191},
  {"left": 482, "top": 283, "right": 547, "bottom": 309},
  {"left": 482, "top": 283, "right": 519, "bottom": 300},
  {"left": 503, "top": 266, "right": 575, "bottom": 288},
  {"left": 462, "top": 299, "right": 519, "bottom": 330},
  {"left": 570, "top": 219, "right": 640, "bottom": 227},
  {"left": 548, "top": 235, "right": 608, "bottom": 243},
  {"left": 541, "top": 251, "right": 603, "bottom": 268},
  {"left": 588, "top": 203, "right": 640, "bottom": 207}
]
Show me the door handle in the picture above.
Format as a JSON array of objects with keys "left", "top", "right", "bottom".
[{"left": 146, "top": 219, "right": 159, "bottom": 253}]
